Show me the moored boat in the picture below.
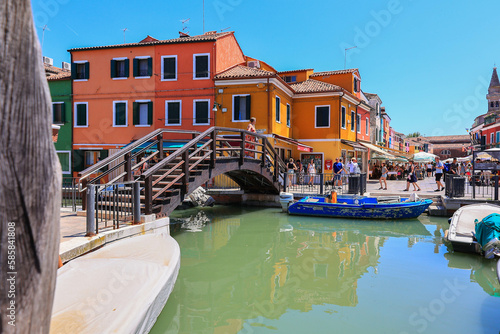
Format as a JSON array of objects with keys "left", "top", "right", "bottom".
[
  {"left": 287, "top": 195, "right": 432, "bottom": 219},
  {"left": 445, "top": 204, "right": 500, "bottom": 255},
  {"left": 50, "top": 233, "right": 180, "bottom": 334}
]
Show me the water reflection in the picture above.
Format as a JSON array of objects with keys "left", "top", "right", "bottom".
[
  {"left": 444, "top": 251, "right": 500, "bottom": 297},
  {"left": 151, "top": 207, "right": 434, "bottom": 334}
]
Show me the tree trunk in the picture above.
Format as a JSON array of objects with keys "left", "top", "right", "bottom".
[{"left": 0, "top": 0, "right": 61, "bottom": 333}]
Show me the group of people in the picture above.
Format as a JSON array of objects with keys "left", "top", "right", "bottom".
[{"left": 286, "top": 156, "right": 361, "bottom": 188}]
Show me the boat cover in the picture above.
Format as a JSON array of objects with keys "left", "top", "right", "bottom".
[
  {"left": 50, "top": 233, "right": 180, "bottom": 334},
  {"left": 475, "top": 214, "right": 500, "bottom": 247}
]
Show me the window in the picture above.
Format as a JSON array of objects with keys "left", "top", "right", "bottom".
[
  {"left": 350, "top": 111, "right": 355, "bottom": 131},
  {"left": 341, "top": 106, "right": 346, "bottom": 129},
  {"left": 110, "top": 58, "right": 129, "bottom": 79},
  {"left": 74, "top": 102, "right": 88, "bottom": 127},
  {"left": 56, "top": 151, "right": 71, "bottom": 174},
  {"left": 315, "top": 105, "right": 330, "bottom": 128},
  {"left": 232, "top": 95, "right": 251, "bottom": 121},
  {"left": 133, "top": 57, "right": 152, "bottom": 78},
  {"left": 284, "top": 75, "right": 296, "bottom": 83},
  {"left": 491, "top": 133, "right": 495, "bottom": 144},
  {"left": 72, "top": 61, "right": 89, "bottom": 80},
  {"left": 84, "top": 151, "right": 99, "bottom": 168},
  {"left": 161, "top": 56, "right": 177, "bottom": 81},
  {"left": 165, "top": 101, "right": 182, "bottom": 125},
  {"left": 497, "top": 132, "right": 500, "bottom": 143},
  {"left": 497, "top": 101, "right": 499, "bottom": 108},
  {"left": 441, "top": 150, "right": 451, "bottom": 155},
  {"left": 275, "top": 96, "right": 281, "bottom": 123},
  {"left": 113, "top": 101, "right": 127, "bottom": 127},
  {"left": 193, "top": 100, "right": 210, "bottom": 125},
  {"left": 193, "top": 54, "right": 210, "bottom": 79},
  {"left": 356, "top": 114, "right": 361, "bottom": 133},
  {"left": 286, "top": 104, "right": 291, "bottom": 127},
  {"left": 133, "top": 100, "right": 152, "bottom": 126},
  {"left": 491, "top": 102, "right": 495, "bottom": 108},
  {"left": 365, "top": 118, "right": 369, "bottom": 135},
  {"left": 354, "top": 77, "right": 359, "bottom": 92},
  {"left": 52, "top": 102, "right": 65, "bottom": 124}
]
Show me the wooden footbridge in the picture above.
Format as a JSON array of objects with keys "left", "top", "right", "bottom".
[{"left": 78, "top": 127, "right": 286, "bottom": 219}]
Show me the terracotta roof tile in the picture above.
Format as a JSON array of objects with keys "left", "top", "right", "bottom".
[
  {"left": 44, "top": 64, "right": 71, "bottom": 81},
  {"left": 277, "top": 68, "right": 314, "bottom": 74},
  {"left": 310, "top": 68, "right": 359, "bottom": 77},
  {"left": 214, "top": 65, "right": 275, "bottom": 79},
  {"left": 289, "top": 79, "right": 342, "bottom": 93},
  {"left": 69, "top": 31, "right": 233, "bottom": 52}
]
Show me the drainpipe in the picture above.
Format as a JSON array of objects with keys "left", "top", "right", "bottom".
[
  {"left": 267, "top": 77, "right": 272, "bottom": 136},
  {"left": 338, "top": 92, "right": 344, "bottom": 159}
]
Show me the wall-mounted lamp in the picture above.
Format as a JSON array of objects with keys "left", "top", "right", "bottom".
[{"left": 212, "top": 102, "right": 222, "bottom": 112}]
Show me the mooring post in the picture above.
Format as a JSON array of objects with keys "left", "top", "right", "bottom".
[
  {"left": 320, "top": 173, "right": 324, "bottom": 195},
  {"left": 145, "top": 176, "right": 152, "bottom": 215},
  {"left": 133, "top": 182, "right": 141, "bottom": 224},
  {"left": 495, "top": 175, "right": 499, "bottom": 201},
  {"left": 124, "top": 152, "right": 132, "bottom": 181},
  {"left": 86, "top": 184, "right": 96, "bottom": 236},
  {"left": 157, "top": 133, "right": 164, "bottom": 159}
]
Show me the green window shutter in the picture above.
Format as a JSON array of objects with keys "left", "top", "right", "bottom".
[
  {"left": 116, "top": 103, "right": 126, "bottom": 126},
  {"left": 133, "top": 59, "right": 138, "bottom": 77},
  {"left": 148, "top": 101, "right": 153, "bottom": 125},
  {"left": 77, "top": 104, "right": 87, "bottom": 126},
  {"left": 147, "top": 58, "right": 153, "bottom": 77},
  {"left": 233, "top": 96, "right": 240, "bottom": 120},
  {"left": 110, "top": 60, "right": 116, "bottom": 78},
  {"left": 85, "top": 62, "right": 89, "bottom": 79},
  {"left": 71, "top": 63, "right": 77, "bottom": 79},
  {"left": 133, "top": 102, "right": 139, "bottom": 125},
  {"left": 60, "top": 103, "right": 66, "bottom": 123},
  {"left": 124, "top": 59, "right": 130, "bottom": 77},
  {"left": 246, "top": 95, "right": 251, "bottom": 120}
]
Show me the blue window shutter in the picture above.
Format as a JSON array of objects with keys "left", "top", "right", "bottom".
[
  {"left": 147, "top": 58, "right": 153, "bottom": 77},
  {"left": 246, "top": 95, "right": 251, "bottom": 120},
  {"left": 85, "top": 62, "right": 89, "bottom": 79},
  {"left": 133, "top": 102, "right": 139, "bottom": 125},
  {"left": 233, "top": 96, "right": 240, "bottom": 120},
  {"left": 133, "top": 59, "right": 138, "bottom": 77},
  {"left": 71, "top": 63, "right": 77, "bottom": 79}
]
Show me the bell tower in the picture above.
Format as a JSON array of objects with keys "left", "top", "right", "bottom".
[{"left": 487, "top": 67, "right": 500, "bottom": 113}]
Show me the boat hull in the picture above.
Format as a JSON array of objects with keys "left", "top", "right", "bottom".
[{"left": 288, "top": 197, "right": 433, "bottom": 219}]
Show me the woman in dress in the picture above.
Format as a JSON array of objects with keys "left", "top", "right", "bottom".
[
  {"left": 379, "top": 162, "right": 388, "bottom": 190},
  {"left": 404, "top": 161, "right": 421, "bottom": 191},
  {"left": 245, "top": 117, "right": 257, "bottom": 158},
  {"left": 307, "top": 159, "right": 316, "bottom": 186},
  {"left": 287, "top": 158, "right": 297, "bottom": 186}
]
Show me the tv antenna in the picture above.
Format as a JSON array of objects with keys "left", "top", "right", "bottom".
[
  {"left": 220, "top": 27, "right": 231, "bottom": 32},
  {"left": 40, "top": 25, "right": 50, "bottom": 53},
  {"left": 181, "top": 18, "right": 190, "bottom": 35},
  {"left": 122, "top": 28, "right": 128, "bottom": 43}
]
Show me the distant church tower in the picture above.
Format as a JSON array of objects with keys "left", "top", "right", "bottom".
[{"left": 487, "top": 67, "right": 500, "bottom": 113}]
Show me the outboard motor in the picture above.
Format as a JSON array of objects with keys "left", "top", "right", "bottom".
[{"left": 279, "top": 192, "right": 294, "bottom": 212}]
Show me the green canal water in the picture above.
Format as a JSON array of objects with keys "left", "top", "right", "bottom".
[{"left": 150, "top": 205, "right": 500, "bottom": 334}]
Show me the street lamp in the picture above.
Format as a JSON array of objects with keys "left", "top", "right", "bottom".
[{"left": 344, "top": 46, "right": 357, "bottom": 70}]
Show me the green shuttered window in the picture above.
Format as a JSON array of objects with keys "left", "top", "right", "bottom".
[
  {"left": 316, "top": 106, "right": 329, "bottom": 128},
  {"left": 72, "top": 62, "right": 89, "bottom": 80},
  {"left": 166, "top": 101, "right": 181, "bottom": 125},
  {"left": 114, "top": 102, "right": 127, "bottom": 126},
  {"left": 194, "top": 101, "right": 209, "bottom": 125},
  {"left": 110, "top": 59, "right": 129, "bottom": 78},
  {"left": 75, "top": 103, "right": 87, "bottom": 127},
  {"left": 286, "top": 104, "right": 291, "bottom": 127},
  {"left": 275, "top": 96, "right": 280, "bottom": 123},
  {"left": 133, "top": 58, "right": 152, "bottom": 77},
  {"left": 233, "top": 95, "right": 251, "bottom": 121},
  {"left": 133, "top": 101, "right": 153, "bottom": 126},
  {"left": 162, "top": 57, "right": 176, "bottom": 80},
  {"left": 194, "top": 55, "right": 209, "bottom": 79},
  {"left": 52, "top": 102, "right": 65, "bottom": 124}
]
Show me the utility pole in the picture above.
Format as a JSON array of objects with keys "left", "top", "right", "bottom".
[{"left": 344, "top": 46, "right": 357, "bottom": 69}]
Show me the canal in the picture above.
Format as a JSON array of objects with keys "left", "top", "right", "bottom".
[{"left": 150, "top": 205, "right": 500, "bottom": 334}]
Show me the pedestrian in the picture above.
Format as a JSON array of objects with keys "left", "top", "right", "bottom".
[
  {"left": 245, "top": 117, "right": 257, "bottom": 158},
  {"left": 404, "top": 161, "right": 421, "bottom": 191},
  {"left": 297, "top": 160, "right": 304, "bottom": 185},
  {"left": 450, "top": 158, "right": 458, "bottom": 175},
  {"left": 434, "top": 156, "right": 445, "bottom": 191},
  {"left": 347, "top": 158, "right": 360, "bottom": 174},
  {"left": 379, "top": 162, "right": 388, "bottom": 190},
  {"left": 287, "top": 158, "right": 297, "bottom": 186},
  {"left": 307, "top": 159, "right": 316, "bottom": 186},
  {"left": 333, "top": 157, "right": 345, "bottom": 188}
]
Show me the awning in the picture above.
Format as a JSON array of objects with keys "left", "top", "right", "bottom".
[
  {"left": 120, "top": 140, "right": 203, "bottom": 152},
  {"left": 359, "top": 142, "right": 394, "bottom": 158},
  {"left": 273, "top": 134, "right": 313, "bottom": 152},
  {"left": 341, "top": 139, "right": 368, "bottom": 152}
]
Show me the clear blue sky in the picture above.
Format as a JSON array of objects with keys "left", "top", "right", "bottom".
[{"left": 32, "top": 0, "right": 500, "bottom": 137}]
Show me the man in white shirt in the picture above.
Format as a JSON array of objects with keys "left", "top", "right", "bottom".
[
  {"left": 347, "top": 158, "right": 360, "bottom": 174},
  {"left": 434, "top": 156, "right": 445, "bottom": 191}
]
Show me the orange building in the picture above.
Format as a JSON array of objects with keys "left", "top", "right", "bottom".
[{"left": 69, "top": 31, "right": 245, "bottom": 170}]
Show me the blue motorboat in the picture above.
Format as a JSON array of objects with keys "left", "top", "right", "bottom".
[{"left": 287, "top": 195, "right": 433, "bottom": 219}]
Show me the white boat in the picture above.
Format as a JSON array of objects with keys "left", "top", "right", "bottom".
[
  {"left": 50, "top": 233, "right": 180, "bottom": 334},
  {"left": 445, "top": 204, "right": 500, "bottom": 254}
]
